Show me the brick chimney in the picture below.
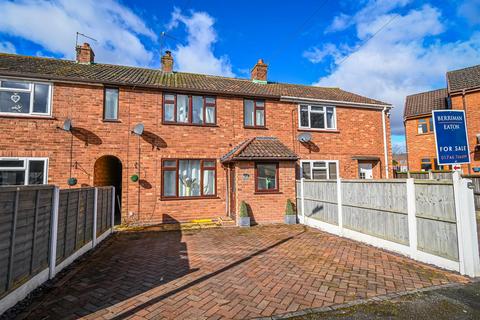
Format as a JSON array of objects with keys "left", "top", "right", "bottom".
[
  {"left": 161, "top": 50, "right": 174, "bottom": 73},
  {"left": 76, "top": 42, "right": 95, "bottom": 64},
  {"left": 251, "top": 59, "right": 268, "bottom": 83}
]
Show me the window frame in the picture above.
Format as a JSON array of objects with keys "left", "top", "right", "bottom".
[
  {"left": 420, "top": 157, "right": 450, "bottom": 171},
  {"left": 103, "top": 87, "right": 119, "bottom": 121},
  {"left": 0, "top": 78, "right": 53, "bottom": 117},
  {"left": 417, "top": 117, "right": 433, "bottom": 134},
  {"left": 300, "top": 160, "right": 339, "bottom": 180},
  {"left": 161, "top": 158, "right": 217, "bottom": 199},
  {"left": 255, "top": 162, "right": 279, "bottom": 193},
  {"left": 298, "top": 104, "right": 337, "bottom": 130},
  {"left": 244, "top": 99, "right": 266, "bottom": 129},
  {"left": 0, "top": 157, "right": 48, "bottom": 185},
  {"left": 162, "top": 93, "right": 217, "bottom": 126}
]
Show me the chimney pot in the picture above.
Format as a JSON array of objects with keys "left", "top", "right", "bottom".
[
  {"left": 251, "top": 59, "right": 268, "bottom": 83},
  {"left": 76, "top": 42, "right": 95, "bottom": 64},
  {"left": 161, "top": 50, "right": 174, "bottom": 73}
]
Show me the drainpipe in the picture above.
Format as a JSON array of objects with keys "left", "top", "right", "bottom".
[{"left": 382, "top": 106, "right": 389, "bottom": 179}]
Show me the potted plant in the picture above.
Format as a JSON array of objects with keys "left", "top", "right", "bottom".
[
  {"left": 238, "top": 201, "right": 250, "bottom": 227},
  {"left": 284, "top": 199, "right": 297, "bottom": 225}
]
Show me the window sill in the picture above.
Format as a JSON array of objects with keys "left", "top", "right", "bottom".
[
  {"left": 416, "top": 132, "right": 433, "bottom": 136},
  {"left": 162, "top": 122, "right": 219, "bottom": 128},
  {"left": 298, "top": 128, "right": 339, "bottom": 133},
  {"left": 254, "top": 191, "right": 282, "bottom": 195},
  {"left": 102, "top": 119, "right": 122, "bottom": 123},
  {"left": 160, "top": 196, "right": 220, "bottom": 201},
  {"left": 0, "top": 114, "right": 55, "bottom": 120},
  {"left": 244, "top": 126, "right": 268, "bottom": 130}
]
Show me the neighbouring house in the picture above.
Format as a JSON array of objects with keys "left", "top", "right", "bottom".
[
  {"left": 392, "top": 153, "right": 408, "bottom": 172},
  {"left": 0, "top": 44, "right": 392, "bottom": 225},
  {"left": 404, "top": 64, "right": 480, "bottom": 173}
]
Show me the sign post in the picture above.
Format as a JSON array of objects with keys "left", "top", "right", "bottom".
[{"left": 432, "top": 110, "right": 470, "bottom": 167}]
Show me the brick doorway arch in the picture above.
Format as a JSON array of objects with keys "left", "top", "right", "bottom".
[{"left": 94, "top": 155, "right": 122, "bottom": 225}]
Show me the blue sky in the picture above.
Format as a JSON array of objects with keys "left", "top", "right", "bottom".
[{"left": 0, "top": 0, "right": 479, "bottom": 152}]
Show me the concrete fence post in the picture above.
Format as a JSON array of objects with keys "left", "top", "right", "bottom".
[
  {"left": 92, "top": 188, "right": 98, "bottom": 248},
  {"left": 406, "top": 178, "right": 418, "bottom": 259},
  {"left": 337, "top": 178, "right": 343, "bottom": 235},
  {"left": 453, "top": 172, "right": 480, "bottom": 277},
  {"left": 111, "top": 186, "right": 115, "bottom": 231},
  {"left": 49, "top": 187, "right": 59, "bottom": 279},
  {"left": 299, "top": 178, "right": 305, "bottom": 224}
]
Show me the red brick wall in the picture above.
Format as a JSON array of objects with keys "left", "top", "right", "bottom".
[
  {"left": 233, "top": 161, "right": 296, "bottom": 224},
  {"left": 451, "top": 91, "right": 480, "bottom": 173},
  {"left": 406, "top": 91, "right": 480, "bottom": 173},
  {"left": 405, "top": 116, "right": 437, "bottom": 171},
  {"left": 0, "top": 82, "right": 392, "bottom": 224}
]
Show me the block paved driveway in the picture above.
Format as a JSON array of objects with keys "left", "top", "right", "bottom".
[{"left": 15, "top": 225, "right": 467, "bottom": 320}]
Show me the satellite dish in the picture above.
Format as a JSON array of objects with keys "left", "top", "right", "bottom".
[
  {"left": 132, "top": 123, "right": 144, "bottom": 136},
  {"left": 297, "top": 132, "right": 312, "bottom": 143},
  {"left": 62, "top": 118, "right": 72, "bottom": 131}
]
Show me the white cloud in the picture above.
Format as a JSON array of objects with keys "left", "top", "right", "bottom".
[
  {"left": 166, "top": 8, "right": 234, "bottom": 77},
  {"left": 0, "top": 0, "right": 156, "bottom": 66},
  {"left": 0, "top": 41, "right": 16, "bottom": 53},
  {"left": 306, "top": 4, "right": 480, "bottom": 137},
  {"left": 303, "top": 43, "right": 340, "bottom": 63},
  {"left": 325, "top": 13, "right": 352, "bottom": 33}
]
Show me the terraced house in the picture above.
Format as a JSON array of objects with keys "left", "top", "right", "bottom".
[
  {"left": 404, "top": 64, "right": 480, "bottom": 173},
  {"left": 0, "top": 43, "right": 392, "bottom": 225}
]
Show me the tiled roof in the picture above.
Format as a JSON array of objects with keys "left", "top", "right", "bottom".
[
  {"left": 404, "top": 88, "right": 448, "bottom": 119},
  {"left": 0, "top": 53, "right": 389, "bottom": 105},
  {"left": 447, "top": 64, "right": 480, "bottom": 92},
  {"left": 221, "top": 137, "right": 298, "bottom": 162}
]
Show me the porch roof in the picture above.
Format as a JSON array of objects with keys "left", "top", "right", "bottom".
[{"left": 221, "top": 137, "right": 298, "bottom": 162}]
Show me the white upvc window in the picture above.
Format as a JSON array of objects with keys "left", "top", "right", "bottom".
[
  {"left": 298, "top": 104, "right": 336, "bottom": 130},
  {"left": 0, "top": 157, "right": 48, "bottom": 185},
  {"left": 0, "top": 78, "right": 52, "bottom": 116},
  {"left": 300, "top": 160, "right": 339, "bottom": 180}
]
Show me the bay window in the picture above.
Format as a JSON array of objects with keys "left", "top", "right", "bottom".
[
  {"left": 163, "top": 93, "right": 216, "bottom": 125},
  {"left": 0, "top": 158, "right": 48, "bottom": 185},
  {"left": 162, "top": 159, "right": 216, "bottom": 198},
  {"left": 0, "top": 79, "right": 52, "bottom": 116},
  {"left": 301, "top": 160, "right": 338, "bottom": 179},
  {"left": 255, "top": 163, "right": 278, "bottom": 192},
  {"left": 244, "top": 99, "right": 265, "bottom": 128},
  {"left": 299, "top": 105, "right": 336, "bottom": 130}
]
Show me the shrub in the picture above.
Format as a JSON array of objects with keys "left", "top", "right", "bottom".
[
  {"left": 285, "top": 199, "right": 296, "bottom": 215},
  {"left": 239, "top": 201, "right": 249, "bottom": 218}
]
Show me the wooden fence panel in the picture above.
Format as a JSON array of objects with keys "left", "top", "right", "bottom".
[
  {"left": 302, "top": 181, "right": 338, "bottom": 225},
  {"left": 0, "top": 186, "right": 54, "bottom": 298},
  {"left": 341, "top": 181, "right": 409, "bottom": 244},
  {"left": 96, "top": 187, "right": 113, "bottom": 236},
  {"left": 415, "top": 180, "right": 458, "bottom": 260}
]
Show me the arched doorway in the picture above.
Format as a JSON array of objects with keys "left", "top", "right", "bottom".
[{"left": 94, "top": 155, "right": 122, "bottom": 225}]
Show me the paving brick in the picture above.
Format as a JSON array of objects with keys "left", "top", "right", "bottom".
[{"left": 17, "top": 225, "right": 467, "bottom": 320}]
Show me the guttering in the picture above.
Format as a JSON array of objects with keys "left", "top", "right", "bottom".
[
  {"left": 382, "top": 106, "right": 389, "bottom": 179},
  {"left": 280, "top": 96, "right": 392, "bottom": 110}
]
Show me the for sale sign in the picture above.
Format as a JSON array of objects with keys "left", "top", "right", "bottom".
[{"left": 432, "top": 110, "right": 470, "bottom": 165}]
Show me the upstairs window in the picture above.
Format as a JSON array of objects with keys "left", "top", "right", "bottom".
[
  {"left": 0, "top": 158, "right": 48, "bottom": 185},
  {"left": 244, "top": 99, "right": 265, "bottom": 128},
  {"left": 163, "top": 93, "right": 216, "bottom": 125},
  {"left": 417, "top": 117, "right": 433, "bottom": 134},
  {"left": 104, "top": 88, "right": 119, "bottom": 120},
  {"left": 299, "top": 105, "right": 336, "bottom": 130},
  {"left": 301, "top": 160, "right": 338, "bottom": 179},
  {"left": 0, "top": 79, "right": 52, "bottom": 116}
]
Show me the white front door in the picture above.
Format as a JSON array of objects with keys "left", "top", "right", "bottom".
[{"left": 359, "top": 163, "right": 373, "bottom": 179}]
